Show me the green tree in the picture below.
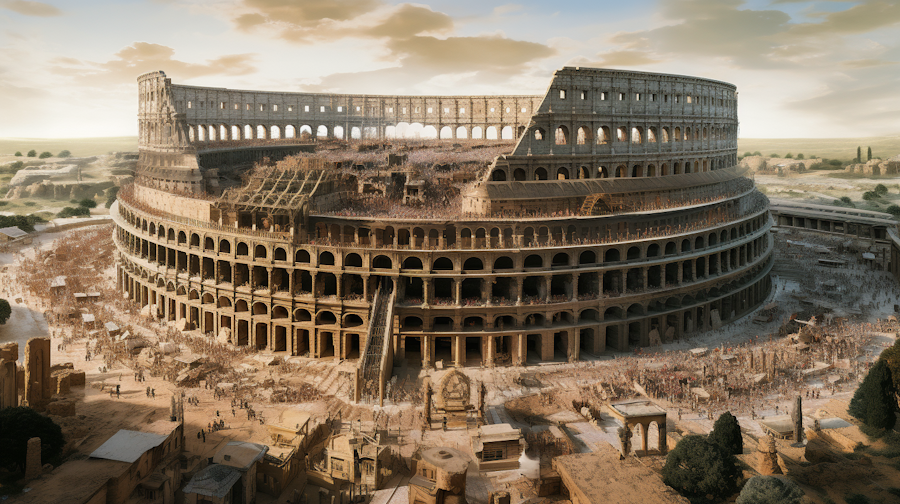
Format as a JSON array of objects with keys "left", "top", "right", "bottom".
[
  {"left": 78, "top": 198, "right": 97, "bottom": 209},
  {"left": 57, "top": 150, "right": 71, "bottom": 158},
  {"left": 743, "top": 152, "right": 753, "bottom": 157},
  {"left": 105, "top": 186, "right": 120, "bottom": 209},
  {"left": 770, "top": 153, "right": 779, "bottom": 158},
  {"left": 848, "top": 359, "right": 898, "bottom": 430},
  {"left": 736, "top": 476, "right": 804, "bottom": 504},
  {"left": 879, "top": 339, "right": 900, "bottom": 399},
  {"left": 709, "top": 411, "right": 743, "bottom": 455},
  {"left": 886, "top": 205, "right": 900, "bottom": 217},
  {"left": 0, "top": 407, "right": 65, "bottom": 472},
  {"left": 796, "top": 153, "right": 804, "bottom": 159},
  {"left": 14, "top": 151, "right": 22, "bottom": 157},
  {"left": 857, "top": 146, "right": 862, "bottom": 162},
  {"left": 785, "top": 153, "right": 793, "bottom": 159},
  {"left": 840, "top": 196, "right": 852, "bottom": 204},
  {"left": 875, "top": 184, "right": 889, "bottom": 196},
  {"left": 0, "top": 299, "right": 10, "bottom": 325},
  {"left": 662, "top": 435, "right": 740, "bottom": 501},
  {"left": 752, "top": 151, "right": 761, "bottom": 156},
  {"left": 863, "top": 191, "right": 879, "bottom": 201},
  {"left": 38, "top": 151, "right": 52, "bottom": 159},
  {"left": 26, "top": 150, "right": 36, "bottom": 157},
  {"left": 867, "top": 146, "right": 872, "bottom": 161}
]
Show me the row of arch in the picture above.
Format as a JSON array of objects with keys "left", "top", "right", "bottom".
[
  {"left": 537, "top": 124, "right": 734, "bottom": 146},
  {"left": 491, "top": 156, "right": 738, "bottom": 181},
  {"left": 118, "top": 201, "right": 768, "bottom": 272},
  {"left": 184, "top": 122, "right": 524, "bottom": 142}
]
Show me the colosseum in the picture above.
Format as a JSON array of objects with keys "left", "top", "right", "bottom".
[{"left": 114, "top": 67, "right": 773, "bottom": 401}]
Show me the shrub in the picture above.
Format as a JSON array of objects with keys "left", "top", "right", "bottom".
[
  {"left": 770, "top": 153, "right": 779, "bottom": 158},
  {"left": 26, "top": 150, "right": 36, "bottom": 157},
  {"left": 840, "top": 196, "right": 852, "bottom": 204},
  {"left": 709, "top": 411, "right": 743, "bottom": 455},
  {"left": 845, "top": 494, "right": 870, "bottom": 504},
  {"left": 78, "top": 198, "right": 97, "bottom": 209},
  {"left": 796, "top": 153, "right": 804, "bottom": 159},
  {"left": 862, "top": 191, "right": 879, "bottom": 201},
  {"left": 38, "top": 151, "right": 52, "bottom": 159},
  {"left": 105, "top": 186, "right": 120, "bottom": 208},
  {"left": 848, "top": 360, "right": 898, "bottom": 430},
  {"left": 56, "top": 206, "right": 90, "bottom": 218},
  {"left": 662, "top": 435, "right": 740, "bottom": 501},
  {"left": 829, "top": 159, "right": 843, "bottom": 166},
  {"left": 785, "top": 153, "right": 793, "bottom": 159},
  {"left": 736, "top": 476, "right": 804, "bottom": 504},
  {"left": 57, "top": 150, "right": 71, "bottom": 158},
  {"left": 875, "top": 183, "right": 888, "bottom": 196},
  {"left": 22, "top": 201, "right": 36, "bottom": 207},
  {"left": 0, "top": 299, "right": 10, "bottom": 325},
  {"left": 743, "top": 152, "right": 753, "bottom": 157},
  {"left": 753, "top": 151, "right": 761, "bottom": 156},
  {"left": 0, "top": 407, "right": 65, "bottom": 472},
  {"left": 14, "top": 151, "right": 21, "bottom": 157},
  {"left": 886, "top": 205, "right": 900, "bottom": 217}
]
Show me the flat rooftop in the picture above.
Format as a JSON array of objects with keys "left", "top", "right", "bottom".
[{"left": 609, "top": 400, "right": 667, "bottom": 418}]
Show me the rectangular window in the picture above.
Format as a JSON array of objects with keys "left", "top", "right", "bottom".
[
  {"left": 559, "top": 89, "right": 566, "bottom": 99},
  {"left": 234, "top": 103, "right": 239, "bottom": 110},
  {"left": 600, "top": 92, "right": 607, "bottom": 101},
  {"left": 246, "top": 104, "right": 250, "bottom": 110},
  {"left": 288, "top": 105, "right": 293, "bottom": 112},
  {"left": 304, "top": 105, "right": 309, "bottom": 112},
  {"left": 459, "top": 107, "right": 465, "bottom": 114},
  {"left": 482, "top": 449, "right": 504, "bottom": 461},
  {"left": 635, "top": 93, "right": 641, "bottom": 101},
  {"left": 650, "top": 94, "right": 656, "bottom": 102},
  {"left": 490, "top": 107, "right": 495, "bottom": 112},
  {"left": 443, "top": 107, "right": 449, "bottom": 113},
  {"left": 521, "top": 107, "right": 527, "bottom": 113},
  {"left": 259, "top": 104, "right": 265, "bottom": 111},
  {"left": 220, "top": 102, "right": 225, "bottom": 109},
  {"left": 618, "top": 92, "right": 625, "bottom": 100},
  {"left": 580, "top": 90, "right": 587, "bottom": 100},
  {"left": 675, "top": 95, "right": 681, "bottom": 103},
  {"left": 415, "top": 106, "right": 420, "bottom": 113},
  {"left": 402, "top": 107, "right": 406, "bottom": 113},
  {"left": 187, "top": 101, "right": 192, "bottom": 109},
  {"left": 337, "top": 106, "right": 343, "bottom": 112},
  {"left": 356, "top": 106, "right": 361, "bottom": 112},
  {"left": 320, "top": 106, "right": 325, "bottom": 112},
  {"left": 388, "top": 107, "right": 393, "bottom": 113},
  {"left": 427, "top": 107, "right": 433, "bottom": 113},
  {"left": 686, "top": 96, "right": 693, "bottom": 104}
]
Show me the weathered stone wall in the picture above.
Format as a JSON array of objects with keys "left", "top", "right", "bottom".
[
  {"left": 24, "top": 337, "right": 51, "bottom": 408},
  {"left": 133, "top": 184, "right": 213, "bottom": 221}
]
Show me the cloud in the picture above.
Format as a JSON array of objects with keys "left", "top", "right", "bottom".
[
  {"left": 493, "top": 4, "right": 524, "bottom": 15},
  {"left": 0, "top": 0, "right": 60, "bottom": 16},
  {"left": 787, "top": 0, "right": 900, "bottom": 37},
  {"left": 575, "top": 50, "right": 662, "bottom": 68},
  {"left": 364, "top": 4, "right": 452, "bottom": 38},
  {"left": 50, "top": 43, "right": 257, "bottom": 86},
  {"left": 307, "top": 35, "right": 555, "bottom": 94}
]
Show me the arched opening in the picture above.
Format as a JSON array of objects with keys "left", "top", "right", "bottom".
[{"left": 555, "top": 125, "right": 569, "bottom": 145}]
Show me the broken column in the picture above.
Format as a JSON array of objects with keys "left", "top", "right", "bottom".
[
  {"left": 24, "top": 338, "right": 51, "bottom": 409},
  {"left": 25, "top": 437, "right": 41, "bottom": 479},
  {"left": 791, "top": 395, "right": 803, "bottom": 442},
  {"left": 756, "top": 434, "right": 782, "bottom": 475},
  {"left": 0, "top": 342, "right": 18, "bottom": 408}
]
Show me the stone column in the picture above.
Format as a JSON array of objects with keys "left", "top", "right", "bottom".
[{"left": 25, "top": 437, "right": 41, "bottom": 479}]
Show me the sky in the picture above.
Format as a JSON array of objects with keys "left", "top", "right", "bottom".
[{"left": 0, "top": 0, "right": 898, "bottom": 139}]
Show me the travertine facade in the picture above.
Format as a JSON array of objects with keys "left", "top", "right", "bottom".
[{"left": 115, "top": 68, "right": 772, "bottom": 388}]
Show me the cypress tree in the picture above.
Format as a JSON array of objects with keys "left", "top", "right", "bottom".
[
  {"left": 848, "top": 360, "right": 898, "bottom": 430},
  {"left": 857, "top": 146, "right": 861, "bottom": 162},
  {"left": 867, "top": 146, "right": 872, "bottom": 161},
  {"left": 709, "top": 411, "right": 743, "bottom": 455}
]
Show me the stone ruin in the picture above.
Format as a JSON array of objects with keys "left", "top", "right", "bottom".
[
  {"left": 24, "top": 337, "right": 52, "bottom": 409},
  {"left": 757, "top": 434, "right": 783, "bottom": 475},
  {"left": 0, "top": 338, "right": 84, "bottom": 413}
]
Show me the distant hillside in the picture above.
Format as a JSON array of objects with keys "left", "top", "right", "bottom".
[
  {"left": 0, "top": 137, "right": 138, "bottom": 159},
  {"left": 738, "top": 136, "right": 900, "bottom": 162}
]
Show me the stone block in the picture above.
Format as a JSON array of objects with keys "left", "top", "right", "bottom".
[
  {"left": 0, "top": 359, "right": 17, "bottom": 408},
  {"left": 25, "top": 337, "right": 52, "bottom": 407},
  {"left": 55, "top": 373, "right": 70, "bottom": 395},
  {"left": 0, "top": 342, "right": 17, "bottom": 361},
  {"left": 47, "top": 399, "right": 76, "bottom": 417}
]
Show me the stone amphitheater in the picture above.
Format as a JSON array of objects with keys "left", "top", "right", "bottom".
[{"left": 114, "top": 67, "right": 773, "bottom": 401}]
